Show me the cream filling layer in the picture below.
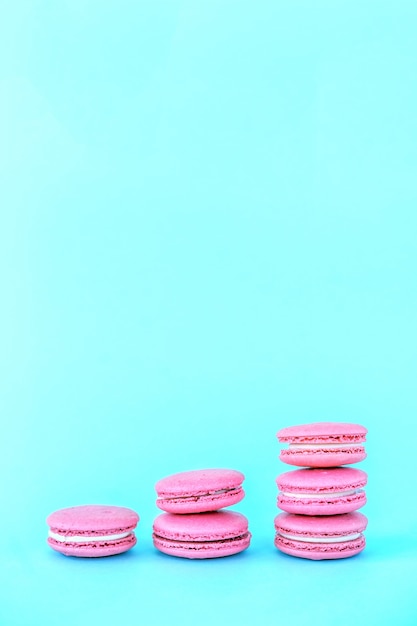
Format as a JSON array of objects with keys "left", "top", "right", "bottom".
[
  {"left": 277, "top": 531, "right": 361, "bottom": 543},
  {"left": 159, "top": 488, "right": 240, "bottom": 501},
  {"left": 280, "top": 489, "right": 360, "bottom": 499},
  {"left": 288, "top": 442, "right": 362, "bottom": 449},
  {"left": 49, "top": 530, "right": 132, "bottom": 543}
]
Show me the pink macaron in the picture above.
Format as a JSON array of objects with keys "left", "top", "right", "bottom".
[
  {"left": 277, "top": 467, "right": 367, "bottom": 515},
  {"left": 46, "top": 505, "right": 139, "bottom": 557},
  {"left": 153, "top": 510, "right": 251, "bottom": 559},
  {"left": 155, "top": 469, "right": 245, "bottom": 514},
  {"left": 274, "top": 512, "right": 368, "bottom": 560},
  {"left": 277, "top": 422, "right": 367, "bottom": 467}
]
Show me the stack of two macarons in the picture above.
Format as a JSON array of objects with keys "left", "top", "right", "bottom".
[
  {"left": 274, "top": 423, "right": 368, "bottom": 560},
  {"left": 153, "top": 469, "right": 251, "bottom": 559}
]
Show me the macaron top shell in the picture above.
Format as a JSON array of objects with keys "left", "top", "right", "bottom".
[
  {"left": 155, "top": 469, "right": 244, "bottom": 497},
  {"left": 153, "top": 511, "right": 249, "bottom": 541},
  {"left": 277, "top": 422, "right": 367, "bottom": 443},
  {"left": 47, "top": 505, "right": 139, "bottom": 534},
  {"left": 275, "top": 512, "right": 368, "bottom": 537},
  {"left": 277, "top": 467, "right": 367, "bottom": 493}
]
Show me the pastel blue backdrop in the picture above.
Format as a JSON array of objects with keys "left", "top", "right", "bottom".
[{"left": 1, "top": 1, "right": 416, "bottom": 625}]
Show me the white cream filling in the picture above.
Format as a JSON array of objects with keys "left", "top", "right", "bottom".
[
  {"left": 277, "top": 531, "right": 361, "bottom": 543},
  {"left": 49, "top": 530, "right": 132, "bottom": 543},
  {"left": 288, "top": 443, "right": 362, "bottom": 449},
  {"left": 280, "top": 489, "right": 360, "bottom": 499}
]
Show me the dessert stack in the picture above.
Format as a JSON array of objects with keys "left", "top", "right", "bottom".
[
  {"left": 274, "top": 422, "right": 368, "bottom": 560},
  {"left": 153, "top": 468, "right": 251, "bottom": 559}
]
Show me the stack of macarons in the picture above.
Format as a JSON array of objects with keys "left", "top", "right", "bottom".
[
  {"left": 274, "top": 422, "right": 368, "bottom": 560},
  {"left": 153, "top": 469, "right": 251, "bottom": 559}
]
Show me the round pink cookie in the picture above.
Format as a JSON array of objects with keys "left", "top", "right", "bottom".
[
  {"left": 155, "top": 469, "right": 245, "bottom": 514},
  {"left": 153, "top": 511, "right": 251, "bottom": 559},
  {"left": 274, "top": 512, "right": 368, "bottom": 560},
  {"left": 46, "top": 505, "right": 139, "bottom": 557},
  {"left": 277, "top": 422, "right": 367, "bottom": 467},
  {"left": 277, "top": 467, "right": 367, "bottom": 515}
]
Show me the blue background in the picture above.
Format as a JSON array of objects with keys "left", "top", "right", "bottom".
[{"left": 1, "top": 1, "right": 416, "bottom": 624}]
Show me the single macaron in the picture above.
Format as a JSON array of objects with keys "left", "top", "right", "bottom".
[
  {"left": 153, "top": 511, "right": 251, "bottom": 559},
  {"left": 46, "top": 505, "right": 139, "bottom": 557},
  {"left": 277, "top": 422, "right": 367, "bottom": 467},
  {"left": 277, "top": 467, "right": 367, "bottom": 515},
  {"left": 155, "top": 468, "right": 245, "bottom": 514},
  {"left": 274, "top": 512, "right": 368, "bottom": 560}
]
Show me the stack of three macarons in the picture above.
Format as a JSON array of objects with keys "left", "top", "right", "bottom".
[
  {"left": 274, "top": 422, "right": 368, "bottom": 560},
  {"left": 153, "top": 469, "right": 251, "bottom": 559}
]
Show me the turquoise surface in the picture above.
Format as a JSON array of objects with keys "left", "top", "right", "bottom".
[{"left": 1, "top": 2, "right": 416, "bottom": 624}]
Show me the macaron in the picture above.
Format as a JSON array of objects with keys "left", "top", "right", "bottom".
[
  {"left": 155, "top": 468, "right": 245, "bottom": 514},
  {"left": 153, "top": 510, "right": 251, "bottom": 559},
  {"left": 46, "top": 505, "right": 139, "bottom": 557},
  {"left": 277, "top": 422, "right": 367, "bottom": 467},
  {"left": 277, "top": 467, "right": 367, "bottom": 515},
  {"left": 274, "top": 512, "right": 368, "bottom": 560}
]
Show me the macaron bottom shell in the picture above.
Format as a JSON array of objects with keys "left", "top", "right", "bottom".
[
  {"left": 153, "top": 532, "right": 251, "bottom": 559},
  {"left": 47, "top": 534, "right": 137, "bottom": 557},
  {"left": 279, "top": 450, "right": 366, "bottom": 468},
  {"left": 275, "top": 534, "right": 366, "bottom": 560},
  {"left": 156, "top": 487, "right": 245, "bottom": 514}
]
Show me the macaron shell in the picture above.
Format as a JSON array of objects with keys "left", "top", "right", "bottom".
[
  {"left": 274, "top": 534, "right": 366, "bottom": 560},
  {"left": 156, "top": 487, "right": 245, "bottom": 514},
  {"left": 155, "top": 469, "right": 244, "bottom": 497},
  {"left": 153, "top": 533, "right": 251, "bottom": 559},
  {"left": 279, "top": 448, "right": 366, "bottom": 468},
  {"left": 153, "top": 510, "right": 249, "bottom": 541},
  {"left": 47, "top": 505, "right": 139, "bottom": 533},
  {"left": 277, "top": 467, "right": 368, "bottom": 492},
  {"left": 277, "top": 422, "right": 367, "bottom": 441},
  {"left": 277, "top": 489, "right": 367, "bottom": 515},
  {"left": 47, "top": 534, "right": 137, "bottom": 557},
  {"left": 274, "top": 512, "right": 368, "bottom": 537}
]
